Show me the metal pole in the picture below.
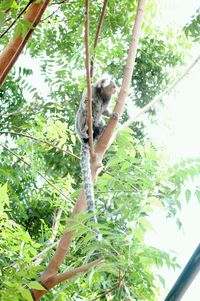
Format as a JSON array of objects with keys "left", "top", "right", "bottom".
[{"left": 164, "top": 244, "right": 200, "bottom": 301}]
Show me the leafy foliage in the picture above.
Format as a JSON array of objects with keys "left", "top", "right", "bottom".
[
  {"left": 184, "top": 7, "right": 200, "bottom": 42},
  {"left": 0, "top": 0, "right": 199, "bottom": 300},
  {"left": 0, "top": 184, "right": 42, "bottom": 301},
  {"left": 132, "top": 33, "right": 183, "bottom": 114}
]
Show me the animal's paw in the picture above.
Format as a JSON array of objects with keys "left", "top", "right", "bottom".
[{"left": 111, "top": 112, "right": 119, "bottom": 120}]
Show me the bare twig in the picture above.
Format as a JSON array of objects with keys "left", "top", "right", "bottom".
[
  {"left": 0, "top": 130, "right": 79, "bottom": 160},
  {"left": 90, "top": 272, "right": 125, "bottom": 301},
  {"left": 0, "top": 0, "right": 34, "bottom": 39},
  {"left": 33, "top": 242, "right": 58, "bottom": 266},
  {"left": 90, "top": 280, "right": 121, "bottom": 301},
  {"left": 41, "top": 7, "right": 60, "bottom": 22},
  {"left": 52, "top": 0, "right": 76, "bottom": 4},
  {"left": 90, "top": 0, "right": 108, "bottom": 78},
  {"left": 49, "top": 208, "right": 63, "bottom": 244},
  {"left": 0, "top": 142, "right": 73, "bottom": 202},
  {"left": 0, "top": 101, "right": 64, "bottom": 117},
  {"left": 85, "top": 0, "right": 95, "bottom": 157},
  {"left": 119, "top": 53, "right": 200, "bottom": 131}
]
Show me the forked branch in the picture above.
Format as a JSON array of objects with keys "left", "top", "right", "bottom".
[
  {"left": 31, "top": 1, "right": 147, "bottom": 299},
  {"left": 32, "top": 257, "right": 104, "bottom": 300}
]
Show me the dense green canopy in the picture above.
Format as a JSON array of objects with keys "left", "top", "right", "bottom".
[{"left": 0, "top": 1, "right": 199, "bottom": 300}]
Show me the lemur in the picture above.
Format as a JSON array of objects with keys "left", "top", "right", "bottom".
[{"left": 75, "top": 78, "right": 117, "bottom": 222}]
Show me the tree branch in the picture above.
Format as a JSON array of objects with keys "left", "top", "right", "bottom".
[
  {"left": 0, "top": 142, "right": 73, "bottom": 202},
  {"left": 0, "top": 0, "right": 51, "bottom": 86},
  {"left": 0, "top": 129, "right": 79, "bottom": 160},
  {"left": 49, "top": 208, "right": 63, "bottom": 244},
  {"left": 52, "top": 257, "right": 104, "bottom": 286},
  {"left": 41, "top": 0, "right": 75, "bottom": 22},
  {"left": 90, "top": 0, "right": 108, "bottom": 78},
  {"left": 85, "top": 0, "right": 95, "bottom": 157},
  {"left": 31, "top": 1, "right": 146, "bottom": 299},
  {"left": 0, "top": 101, "right": 65, "bottom": 117},
  {"left": 0, "top": 0, "right": 34, "bottom": 39},
  {"left": 32, "top": 257, "right": 104, "bottom": 299},
  {"left": 38, "top": 190, "right": 86, "bottom": 290},
  {"left": 95, "top": 0, "right": 146, "bottom": 158},
  {"left": 90, "top": 275, "right": 124, "bottom": 301},
  {"left": 33, "top": 242, "right": 58, "bottom": 266},
  {"left": 119, "top": 53, "right": 200, "bottom": 131}
]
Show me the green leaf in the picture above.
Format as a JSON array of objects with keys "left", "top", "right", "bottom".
[
  {"left": 0, "top": 11, "right": 6, "bottom": 25},
  {"left": 195, "top": 190, "right": 200, "bottom": 203},
  {"left": 13, "top": 19, "right": 33, "bottom": 39},
  {"left": 0, "top": 0, "right": 14, "bottom": 10},
  {"left": 28, "top": 281, "right": 46, "bottom": 291},
  {"left": 0, "top": 183, "right": 9, "bottom": 207},
  {"left": 148, "top": 196, "right": 163, "bottom": 208},
  {"left": 20, "top": 287, "right": 33, "bottom": 301},
  {"left": 185, "top": 189, "right": 191, "bottom": 203}
]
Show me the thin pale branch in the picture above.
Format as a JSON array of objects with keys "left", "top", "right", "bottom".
[
  {"left": 85, "top": 0, "right": 95, "bottom": 157},
  {"left": 90, "top": 0, "right": 108, "bottom": 78},
  {"left": 120, "top": 53, "right": 200, "bottom": 131},
  {"left": 33, "top": 242, "right": 58, "bottom": 266},
  {"left": 41, "top": 6, "right": 60, "bottom": 22},
  {"left": 0, "top": 129, "right": 79, "bottom": 160},
  {"left": 4, "top": 241, "right": 58, "bottom": 270},
  {"left": 0, "top": 142, "right": 73, "bottom": 202},
  {"left": 0, "top": 0, "right": 34, "bottom": 39},
  {"left": 41, "top": 0, "right": 76, "bottom": 22},
  {"left": 90, "top": 278, "right": 122, "bottom": 301},
  {"left": 0, "top": 101, "right": 64, "bottom": 117},
  {"left": 95, "top": 0, "right": 147, "bottom": 158},
  {"left": 49, "top": 208, "right": 63, "bottom": 244}
]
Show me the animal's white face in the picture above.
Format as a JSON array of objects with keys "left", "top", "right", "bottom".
[{"left": 97, "top": 78, "right": 117, "bottom": 96}]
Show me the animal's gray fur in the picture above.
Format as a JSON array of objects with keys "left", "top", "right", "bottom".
[{"left": 75, "top": 78, "right": 116, "bottom": 221}]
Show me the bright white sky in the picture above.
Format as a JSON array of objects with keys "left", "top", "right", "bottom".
[{"left": 145, "top": 0, "right": 200, "bottom": 300}]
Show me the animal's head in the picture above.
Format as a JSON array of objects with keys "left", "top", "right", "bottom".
[{"left": 96, "top": 78, "right": 116, "bottom": 96}]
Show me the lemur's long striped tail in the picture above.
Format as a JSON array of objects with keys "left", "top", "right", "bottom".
[{"left": 80, "top": 142, "right": 97, "bottom": 223}]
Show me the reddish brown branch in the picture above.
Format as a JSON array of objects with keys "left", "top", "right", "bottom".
[
  {"left": 32, "top": 257, "right": 104, "bottom": 300},
  {"left": 53, "top": 257, "right": 104, "bottom": 286},
  {"left": 38, "top": 190, "right": 86, "bottom": 290},
  {"left": 85, "top": 0, "right": 95, "bottom": 157},
  {"left": 0, "top": 0, "right": 34, "bottom": 39},
  {"left": 0, "top": 0, "right": 51, "bottom": 87},
  {"left": 96, "top": 0, "right": 146, "bottom": 157},
  {"left": 31, "top": 1, "right": 146, "bottom": 299},
  {"left": 90, "top": 0, "right": 108, "bottom": 78}
]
